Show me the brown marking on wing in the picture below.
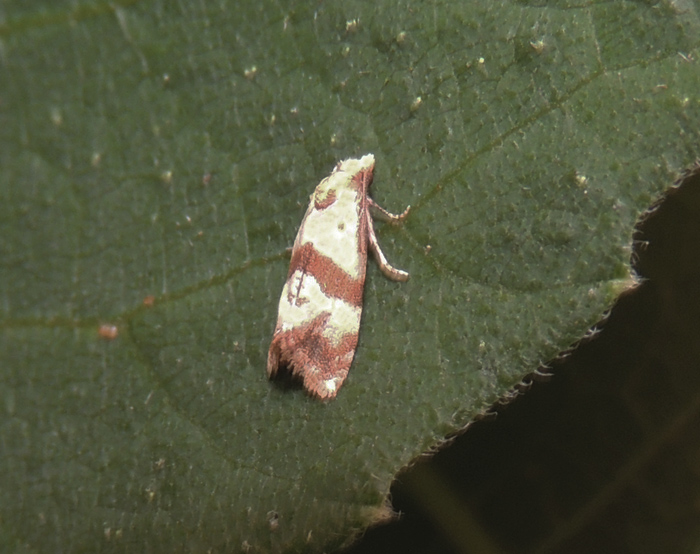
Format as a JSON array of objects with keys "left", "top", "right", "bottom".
[
  {"left": 287, "top": 242, "right": 366, "bottom": 307},
  {"left": 351, "top": 163, "right": 373, "bottom": 194},
  {"left": 267, "top": 312, "right": 359, "bottom": 399},
  {"left": 314, "top": 187, "right": 337, "bottom": 210}
]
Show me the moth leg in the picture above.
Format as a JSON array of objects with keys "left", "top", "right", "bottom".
[
  {"left": 368, "top": 197, "right": 411, "bottom": 223},
  {"left": 366, "top": 209, "right": 410, "bottom": 282}
]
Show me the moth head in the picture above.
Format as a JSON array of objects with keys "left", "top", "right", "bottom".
[{"left": 338, "top": 153, "right": 375, "bottom": 175}]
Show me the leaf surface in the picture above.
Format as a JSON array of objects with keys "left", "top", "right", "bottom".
[{"left": 2, "top": 0, "right": 699, "bottom": 551}]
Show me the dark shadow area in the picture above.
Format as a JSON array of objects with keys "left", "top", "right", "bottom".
[{"left": 345, "top": 163, "right": 700, "bottom": 553}]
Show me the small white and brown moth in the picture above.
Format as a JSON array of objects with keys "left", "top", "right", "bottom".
[{"left": 267, "top": 154, "right": 409, "bottom": 400}]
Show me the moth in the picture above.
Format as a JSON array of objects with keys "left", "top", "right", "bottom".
[{"left": 267, "top": 154, "right": 409, "bottom": 399}]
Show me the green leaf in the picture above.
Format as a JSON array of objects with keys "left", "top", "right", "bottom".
[{"left": 2, "top": 0, "right": 699, "bottom": 551}]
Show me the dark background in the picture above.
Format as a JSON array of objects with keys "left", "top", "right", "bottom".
[{"left": 348, "top": 164, "right": 700, "bottom": 554}]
